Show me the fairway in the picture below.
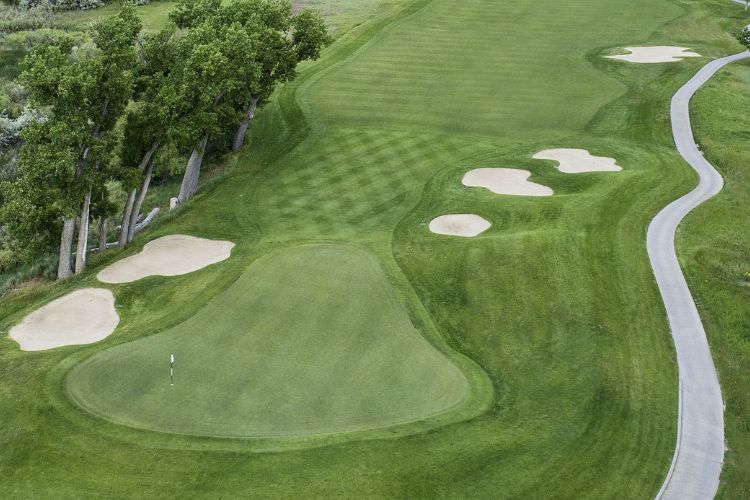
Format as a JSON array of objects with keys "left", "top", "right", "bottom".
[{"left": 68, "top": 244, "right": 478, "bottom": 438}]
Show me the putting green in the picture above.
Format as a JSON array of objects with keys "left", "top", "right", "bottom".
[{"left": 67, "top": 244, "right": 473, "bottom": 438}]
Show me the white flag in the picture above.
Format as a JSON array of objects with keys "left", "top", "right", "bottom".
[{"left": 170, "top": 353, "right": 175, "bottom": 365}]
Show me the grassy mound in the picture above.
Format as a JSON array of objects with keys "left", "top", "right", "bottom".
[{"left": 67, "top": 244, "right": 476, "bottom": 438}]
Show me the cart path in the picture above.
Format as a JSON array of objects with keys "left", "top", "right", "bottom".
[{"left": 652, "top": 50, "right": 750, "bottom": 499}]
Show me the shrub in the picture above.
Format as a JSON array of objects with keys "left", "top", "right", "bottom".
[{"left": 18, "top": 0, "right": 103, "bottom": 11}]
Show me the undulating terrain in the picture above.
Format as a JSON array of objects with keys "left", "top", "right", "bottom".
[{"left": 1, "top": 0, "right": 749, "bottom": 497}]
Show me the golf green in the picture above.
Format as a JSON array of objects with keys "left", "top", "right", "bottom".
[{"left": 67, "top": 244, "right": 476, "bottom": 438}]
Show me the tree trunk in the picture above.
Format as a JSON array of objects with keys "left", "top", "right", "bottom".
[
  {"left": 232, "top": 95, "right": 260, "bottom": 152},
  {"left": 118, "top": 142, "right": 159, "bottom": 247},
  {"left": 178, "top": 134, "right": 208, "bottom": 203},
  {"left": 127, "top": 160, "right": 154, "bottom": 243},
  {"left": 74, "top": 191, "right": 91, "bottom": 274},
  {"left": 119, "top": 188, "right": 137, "bottom": 247},
  {"left": 97, "top": 217, "right": 109, "bottom": 253},
  {"left": 57, "top": 218, "right": 76, "bottom": 279}
]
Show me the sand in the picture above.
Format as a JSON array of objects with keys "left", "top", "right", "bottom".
[
  {"left": 605, "top": 46, "right": 701, "bottom": 64},
  {"left": 532, "top": 148, "right": 622, "bottom": 173},
  {"left": 98, "top": 234, "right": 235, "bottom": 284},
  {"left": 429, "top": 214, "right": 491, "bottom": 237},
  {"left": 462, "top": 168, "right": 553, "bottom": 196},
  {"left": 9, "top": 288, "right": 119, "bottom": 351}
]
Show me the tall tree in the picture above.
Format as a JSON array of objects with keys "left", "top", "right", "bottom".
[
  {"left": 224, "top": 0, "right": 331, "bottom": 151},
  {"left": 169, "top": 1, "right": 261, "bottom": 202},
  {"left": 14, "top": 5, "right": 141, "bottom": 278},
  {"left": 117, "top": 26, "right": 179, "bottom": 246}
]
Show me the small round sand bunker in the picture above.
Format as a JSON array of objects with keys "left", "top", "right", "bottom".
[
  {"left": 605, "top": 46, "right": 700, "bottom": 64},
  {"left": 98, "top": 234, "right": 234, "bottom": 284},
  {"left": 462, "top": 168, "right": 553, "bottom": 196},
  {"left": 9, "top": 288, "right": 119, "bottom": 351},
  {"left": 532, "top": 148, "right": 622, "bottom": 173},
  {"left": 429, "top": 214, "right": 491, "bottom": 237}
]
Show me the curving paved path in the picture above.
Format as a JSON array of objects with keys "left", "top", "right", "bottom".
[{"left": 651, "top": 50, "right": 750, "bottom": 499}]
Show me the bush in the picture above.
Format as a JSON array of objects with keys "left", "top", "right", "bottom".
[
  {"left": 738, "top": 27, "right": 750, "bottom": 49},
  {"left": 0, "top": 248, "right": 15, "bottom": 272},
  {"left": 2, "top": 27, "right": 85, "bottom": 49},
  {"left": 0, "top": 106, "right": 46, "bottom": 148},
  {"left": 18, "top": 0, "right": 103, "bottom": 11}
]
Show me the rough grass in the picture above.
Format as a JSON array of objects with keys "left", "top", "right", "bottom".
[
  {"left": 57, "top": 0, "right": 395, "bottom": 34},
  {"left": 1, "top": 0, "right": 749, "bottom": 497},
  {"left": 681, "top": 57, "right": 750, "bottom": 500}
]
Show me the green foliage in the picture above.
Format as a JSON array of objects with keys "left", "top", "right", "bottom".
[
  {"left": 737, "top": 26, "right": 750, "bottom": 49},
  {"left": 1, "top": 4, "right": 142, "bottom": 263},
  {"left": 18, "top": 0, "right": 103, "bottom": 11}
]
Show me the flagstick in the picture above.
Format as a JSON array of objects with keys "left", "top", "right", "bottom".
[{"left": 170, "top": 353, "right": 175, "bottom": 386}]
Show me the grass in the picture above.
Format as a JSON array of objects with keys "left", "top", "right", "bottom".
[
  {"left": 0, "top": 47, "right": 25, "bottom": 80},
  {"left": 57, "top": 1, "right": 179, "bottom": 32},
  {"left": 1, "top": 0, "right": 749, "bottom": 497},
  {"left": 57, "top": 0, "right": 397, "bottom": 35},
  {"left": 680, "top": 57, "right": 750, "bottom": 500},
  {"left": 67, "top": 243, "right": 490, "bottom": 442}
]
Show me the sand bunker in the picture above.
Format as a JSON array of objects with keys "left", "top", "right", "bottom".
[
  {"left": 429, "top": 214, "right": 491, "bottom": 237},
  {"left": 606, "top": 46, "right": 700, "bottom": 64},
  {"left": 98, "top": 234, "right": 234, "bottom": 284},
  {"left": 462, "top": 168, "right": 553, "bottom": 196},
  {"left": 9, "top": 288, "right": 119, "bottom": 351},
  {"left": 532, "top": 148, "right": 622, "bottom": 173}
]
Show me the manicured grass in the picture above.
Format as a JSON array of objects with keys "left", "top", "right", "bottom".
[
  {"left": 68, "top": 244, "right": 488, "bottom": 440},
  {"left": 680, "top": 58, "right": 750, "bottom": 500},
  {"left": 1, "top": 0, "right": 749, "bottom": 497}
]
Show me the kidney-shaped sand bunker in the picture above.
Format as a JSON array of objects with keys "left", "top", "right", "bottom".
[
  {"left": 605, "top": 46, "right": 700, "bottom": 64},
  {"left": 462, "top": 168, "right": 553, "bottom": 196},
  {"left": 10, "top": 288, "right": 119, "bottom": 351},
  {"left": 533, "top": 148, "right": 622, "bottom": 173},
  {"left": 98, "top": 234, "right": 235, "bottom": 284}
]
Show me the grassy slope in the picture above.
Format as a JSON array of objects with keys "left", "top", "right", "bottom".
[
  {"left": 67, "top": 244, "right": 488, "bottom": 441},
  {"left": 0, "top": 0, "right": 748, "bottom": 498},
  {"left": 682, "top": 58, "right": 750, "bottom": 499}
]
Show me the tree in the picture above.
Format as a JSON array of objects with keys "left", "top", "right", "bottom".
[
  {"left": 738, "top": 26, "right": 750, "bottom": 48},
  {"left": 168, "top": 1, "right": 261, "bottom": 202},
  {"left": 224, "top": 0, "right": 331, "bottom": 151},
  {"left": 116, "top": 104, "right": 163, "bottom": 246},
  {"left": 116, "top": 26, "right": 179, "bottom": 246},
  {"left": 0, "top": 119, "right": 79, "bottom": 267},
  {"left": 13, "top": 4, "right": 141, "bottom": 278}
]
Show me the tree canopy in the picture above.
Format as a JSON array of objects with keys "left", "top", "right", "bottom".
[{"left": 0, "top": 0, "right": 330, "bottom": 280}]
